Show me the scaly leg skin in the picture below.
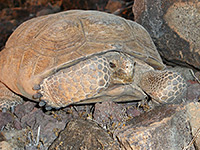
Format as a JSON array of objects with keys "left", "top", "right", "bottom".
[
  {"left": 0, "top": 82, "right": 23, "bottom": 112},
  {"left": 139, "top": 70, "right": 187, "bottom": 104},
  {"left": 33, "top": 55, "right": 112, "bottom": 110}
]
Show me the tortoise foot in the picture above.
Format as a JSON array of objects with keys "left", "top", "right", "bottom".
[
  {"left": 140, "top": 70, "right": 187, "bottom": 104},
  {"left": 33, "top": 86, "right": 60, "bottom": 110}
]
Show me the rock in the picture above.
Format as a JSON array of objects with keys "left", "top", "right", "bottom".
[
  {"left": 0, "top": 7, "right": 29, "bottom": 21},
  {"left": 25, "top": 0, "right": 51, "bottom": 6},
  {"left": 0, "top": 0, "right": 22, "bottom": 10},
  {"left": 16, "top": 106, "right": 67, "bottom": 148},
  {"left": 49, "top": 119, "right": 120, "bottom": 150},
  {"left": 132, "top": 0, "right": 200, "bottom": 70},
  {"left": 62, "top": 0, "right": 109, "bottom": 10},
  {"left": 186, "top": 82, "right": 200, "bottom": 101},
  {"left": 13, "top": 101, "right": 76, "bottom": 148},
  {"left": 114, "top": 104, "right": 195, "bottom": 150},
  {"left": 36, "top": 3, "right": 61, "bottom": 16},
  {"left": 0, "top": 21, "right": 16, "bottom": 49},
  {"left": 0, "top": 112, "right": 15, "bottom": 130},
  {"left": 0, "top": 101, "right": 99, "bottom": 149},
  {"left": 1, "top": 127, "right": 47, "bottom": 149},
  {"left": 14, "top": 101, "right": 36, "bottom": 119},
  {"left": 63, "top": 104, "right": 93, "bottom": 119},
  {"left": 105, "top": 0, "right": 124, "bottom": 13},
  {"left": 0, "top": 7, "right": 30, "bottom": 49},
  {"left": 0, "top": 129, "right": 27, "bottom": 150},
  {"left": 0, "top": 0, "right": 10, "bottom": 10},
  {"left": 111, "top": 1, "right": 134, "bottom": 20},
  {"left": 93, "top": 101, "right": 127, "bottom": 131},
  {"left": 186, "top": 102, "right": 200, "bottom": 149}
]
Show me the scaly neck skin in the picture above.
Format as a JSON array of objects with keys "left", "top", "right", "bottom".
[{"left": 132, "top": 58, "right": 154, "bottom": 86}]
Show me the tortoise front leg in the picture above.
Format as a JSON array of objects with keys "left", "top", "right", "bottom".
[
  {"left": 139, "top": 70, "right": 187, "bottom": 104},
  {"left": 0, "top": 82, "right": 23, "bottom": 112},
  {"left": 33, "top": 55, "right": 112, "bottom": 110}
]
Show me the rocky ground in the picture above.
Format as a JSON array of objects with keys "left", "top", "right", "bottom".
[
  {"left": 0, "top": 74, "right": 199, "bottom": 149},
  {"left": 0, "top": 0, "right": 200, "bottom": 150}
]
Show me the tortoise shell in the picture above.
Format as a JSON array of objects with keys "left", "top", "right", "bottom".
[{"left": 0, "top": 10, "right": 165, "bottom": 100}]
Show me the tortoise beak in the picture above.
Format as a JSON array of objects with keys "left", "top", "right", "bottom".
[{"left": 113, "top": 69, "right": 133, "bottom": 83}]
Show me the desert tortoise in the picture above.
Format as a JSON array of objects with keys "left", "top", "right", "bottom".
[{"left": 0, "top": 10, "right": 187, "bottom": 111}]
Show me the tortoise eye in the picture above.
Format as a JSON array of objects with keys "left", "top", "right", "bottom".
[{"left": 109, "top": 62, "right": 116, "bottom": 68}]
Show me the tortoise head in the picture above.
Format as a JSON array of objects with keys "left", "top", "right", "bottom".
[{"left": 105, "top": 52, "right": 135, "bottom": 84}]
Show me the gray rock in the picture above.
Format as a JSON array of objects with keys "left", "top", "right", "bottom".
[
  {"left": 114, "top": 104, "right": 195, "bottom": 150},
  {"left": 49, "top": 119, "right": 120, "bottom": 150},
  {"left": 132, "top": 0, "right": 200, "bottom": 70}
]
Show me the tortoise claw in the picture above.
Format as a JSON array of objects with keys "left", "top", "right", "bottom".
[
  {"left": 1, "top": 102, "right": 19, "bottom": 113},
  {"left": 45, "top": 105, "right": 52, "bottom": 111},
  {"left": 10, "top": 106, "right": 15, "bottom": 113},
  {"left": 32, "top": 92, "right": 43, "bottom": 99},
  {"left": 39, "top": 100, "right": 46, "bottom": 107},
  {"left": 33, "top": 84, "right": 41, "bottom": 90},
  {"left": 2, "top": 107, "right": 7, "bottom": 113}
]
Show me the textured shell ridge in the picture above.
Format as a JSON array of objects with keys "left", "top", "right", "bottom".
[{"left": 6, "top": 10, "right": 164, "bottom": 76}]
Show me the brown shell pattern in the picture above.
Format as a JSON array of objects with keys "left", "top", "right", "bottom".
[{"left": 0, "top": 10, "right": 165, "bottom": 98}]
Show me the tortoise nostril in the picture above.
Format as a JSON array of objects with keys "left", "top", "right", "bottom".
[{"left": 117, "top": 69, "right": 125, "bottom": 75}]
